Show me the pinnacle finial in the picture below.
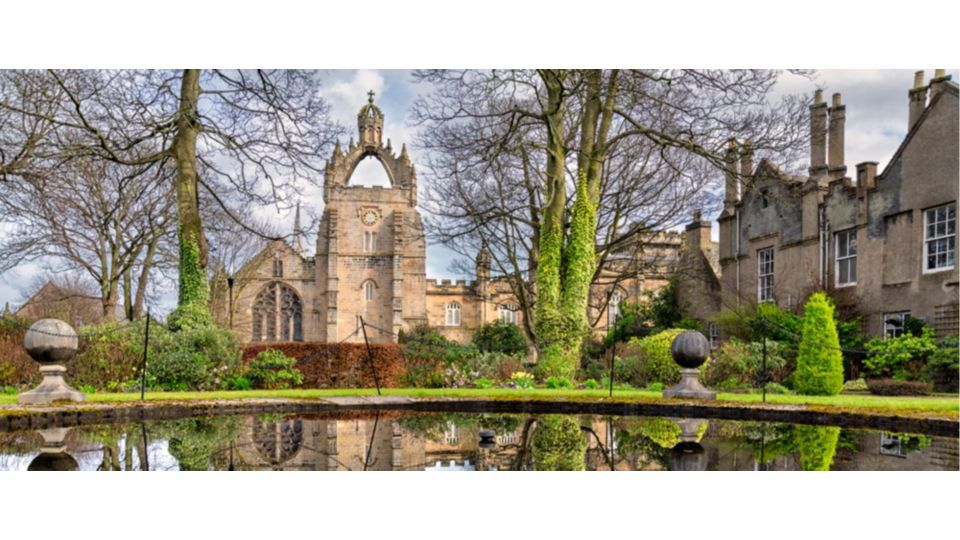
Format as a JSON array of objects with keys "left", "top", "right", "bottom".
[{"left": 368, "top": 90, "right": 375, "bottom": 104}]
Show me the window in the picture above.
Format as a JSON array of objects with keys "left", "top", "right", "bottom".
[
  {"left": 272, "top": 256, "right": 283, "bottom": 278},
  {"left": 607, "top": 290, "right": 624, "bottom": 329},
  {"left": 883, "top": 311, "right": 910, "bottom": 339},
  {"left": 760, "top": 189, "right": 770, "bottom": 209},
  {"left": 445, "top": 302, "right": 461, "bottom": 326},
  {"left": 758, "top": 248, "right": 774, "bottom": 302},
  {"left": 835, "top": 229, "right": 857, "bottom": 287},
  {"left": 252, "top": 283, "right": 303, "bottom": 342},
  {"left": 924, "top": 203, "right": 955, "bottom": 272},
  {"left": 363, "top": 280, "right": 375, "bottom": 301},
  {"left": 363, "top": 231, "right": 378, "bottom": 253},
  {"left": 444, "top": 423, "right": 460, "bottom": 445},
  {"left": 499, "top": 303, "right": 519, "bottom": 324},
  {"left": 879, "top": 433, "right": 906, "bottom": 458},
  {"left": 708, "top": 322, "right": 719, "bottom": 350}
]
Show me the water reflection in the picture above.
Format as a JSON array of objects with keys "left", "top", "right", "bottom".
[{"left": 0, "top": 412, "right": 955, "bottom": 471}]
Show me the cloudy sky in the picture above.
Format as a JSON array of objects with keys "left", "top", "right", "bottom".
[{"left": 1, "top": 69, "right": 956, "bottom": 315}]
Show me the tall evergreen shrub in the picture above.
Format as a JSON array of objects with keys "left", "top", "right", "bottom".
[{"left": 794, "top": 292, "right": 844, "bottom": 395}]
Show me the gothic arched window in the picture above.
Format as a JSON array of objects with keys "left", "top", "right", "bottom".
[
  {"left": 445, "top": 302, "right": 461, "bottom": 327},
  {"left": 252, "top": 282, "right": 303, "bottom": 342}
]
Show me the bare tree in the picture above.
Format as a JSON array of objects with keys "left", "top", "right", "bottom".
[
  {"left": 0, "top": 157, "right": 176, "bottom": 321},
  {"left": 0, "top": 69, "right": 341, "bottom": 325},
  {"left": 413, "top": 69, "right": 811, "bottom": 374}
]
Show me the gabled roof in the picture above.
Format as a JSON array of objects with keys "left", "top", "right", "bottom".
[{"left": 879, "top": 80, "right": 958, "bottom": 179}]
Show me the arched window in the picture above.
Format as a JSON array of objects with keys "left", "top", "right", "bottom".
[
  {"left": 445, "top": 302, "right": 461, "bottom": 327},
  {"left": 608, "top": 290, "right": 624, "bottom": 329},
  {"left": 363, "top": 280, "right": 376, "bottom": 301},
  {"left": 499, "top": 303, "right": 519, "bottom": 325},
  {"left": 252, "top": 282, "right": 303, "bottom": 342}
]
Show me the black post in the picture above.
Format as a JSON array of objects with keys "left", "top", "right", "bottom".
[
  {"left": 227, "top": 275, "right": 235, "bottom": 330},
  {"left": 141, "top": 422, "right": 149, "bottom": 472},
  {"left": 759, "top": 422, "right": 767, "bottom": 472},
  {"left": 363, "top": 409, "right": 381, "bottom": 471},
  {"left": 609, "top": 341, "right": 616, "bottom": 397},
  {"left": 140, "top": 308, "right": 150, "bottom": 401},
  {"left": 761, "top": 315, "right": 767, "bottom": 403},
  {"left": 359, "top": 316, "right": 382, "bottom": 396}
]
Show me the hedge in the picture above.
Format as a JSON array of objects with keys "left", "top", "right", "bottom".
[{"left": 242, "top": 341, "right": 405, "bottom": 388}]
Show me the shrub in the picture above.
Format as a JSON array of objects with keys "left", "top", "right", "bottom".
[
  {"left": 510, "top": 372, "right": 534, "bottom": 389},
  {"left": 532, "top": 415, "right": 586, "bottom": 471},
  {"left": 401, "top": 324, "right": 481, "bottom": 387},
  {"left": 545, "top": 376, "right": 573, "bottom": 389},
  {"left": 841, "top": 378, "right": 868, "bottom": 393},
  {"left": 645, "top": 382, "right": 664, "bottom": 392},
  {"left": 243, "top": 341, "right": 405, "bottom": 388},
  {"left": 148, "top": 324, "right": 241, "bottom": 391},
  {"left": 473, "top": 378, "right": 494, "bottom": 389},
  {"left": 225, "top": 374, "right": 252, "bottom": 391},
  {"left": 246, "top": 349, "right": 303, "bottom": 390},
  {"left": 865, "top": 379, "right": 932, "bottom": 396},
  {"left": 864, "top": 327, "right": 937, "bottom": 381},
  {"left": 923, "top": 338, "right": 959, "bottom": 392},
  {"left": 616, "top": 329, "right": 687, "bottom": 387},
  {"left": 581, "top": 378, "right": 599, "bottom": 390},
  {"left": 472, "top": 320, "right": 527, "bottom": 355},
  {"left": 794, "top": 292, "right": 844, "bottom": 396},
  {"left": 703, "top": 338, "right": 791, "bottom": 389}
]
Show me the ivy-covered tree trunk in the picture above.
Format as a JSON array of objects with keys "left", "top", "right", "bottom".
[
  {"left": 168, "top": 69, "right": 212, "bottom": 330},
  {"left": 535, "top": 70, "right": 617, "bottom": 380}
]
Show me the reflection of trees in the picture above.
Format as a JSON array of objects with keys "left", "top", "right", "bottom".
[
  {"left": 398, "top": 413, "right": 523, "bottom": 442},
  {"left": 531, "top": 416, "right": 587, "bottom": 471},
  {"left": 156, "top": 417, "right": 242, "bottom": 471}
]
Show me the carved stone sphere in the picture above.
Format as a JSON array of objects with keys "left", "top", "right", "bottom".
[
  {"left": 670, "top": 330, "right": 710, "bottom": 369},
  {"left": 24, "top": 319, "right": 79, "bottom": 364}
]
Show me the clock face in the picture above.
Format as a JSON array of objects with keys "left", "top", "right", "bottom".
[{"left": 361, "top": 209, "right": 379, "bottom": 226}]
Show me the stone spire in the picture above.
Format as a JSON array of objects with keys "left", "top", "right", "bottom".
[
  {"left": 358, "top": 90, "right": 384, "bottom": 149},
  {"left": 293, "top": 201, "right": 304, "bottom": 253}
]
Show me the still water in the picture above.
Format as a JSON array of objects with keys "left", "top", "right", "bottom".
[{"left": 0, "top": 411, "right": 956, "bottom": 471}]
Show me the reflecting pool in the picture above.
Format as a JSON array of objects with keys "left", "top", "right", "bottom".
[{"left": 0, "top": 411, "right": 956, "bottom": 471}]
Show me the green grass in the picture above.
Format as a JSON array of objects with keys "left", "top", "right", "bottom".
[{"left": 1, "top": 387, "right": 956, "bottom": 416}]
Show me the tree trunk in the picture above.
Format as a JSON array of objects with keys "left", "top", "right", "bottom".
[
  {"left": 171, "top": 69, "right": 209, "bottom": 309},
  {"left": 133, "top": 236, "right": 159, "bottom": 319},
  {"left": 123, "top": 267, "right": 133, "bottom": 321}
]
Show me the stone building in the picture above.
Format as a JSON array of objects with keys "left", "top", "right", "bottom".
[
  {"left": 679, "top": 71, "right": 959, "bottom": 339},
  {"left": 223, "top": 94, "right": 686, "bottom": 345},
  {"left": 12, "top": 281, "right": 104, "bottom": 327}
]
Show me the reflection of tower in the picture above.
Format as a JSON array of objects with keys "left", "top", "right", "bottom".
[
  {"left": 252, "top": 418, "right": 304, "bottom": 468},
  {"left": 27, "top": 428, "right": 79, "bottom": 471}
]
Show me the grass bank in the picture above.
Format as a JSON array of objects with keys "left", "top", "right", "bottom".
[{"left": 1, "top": 387, "right": 957, "bottom": 417}]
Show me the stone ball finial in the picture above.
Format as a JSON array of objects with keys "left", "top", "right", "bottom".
[
  {"left": 670, "top": 330, "right": 710, "bottom": 369},
  {"left": 24, "top": 319, "right": 79, "bottom": 364}
]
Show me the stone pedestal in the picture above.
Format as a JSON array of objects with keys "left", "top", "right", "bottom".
[
  {"left": 19, "top": 318, "right": 86, "bottom": 405},
  {"left": 19, "top": 365, "right": 86, "bottom": 405},
  {"left": 663, "top": 368, "right": 716, "bottom": 400}
]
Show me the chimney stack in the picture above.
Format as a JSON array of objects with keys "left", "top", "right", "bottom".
[
  {"left": 908, "top": 70, "right": 928, "bottom": 131},
  {"left": 723, "top": 138, "right": 739, "bottom": 212},
  {"left": 685, "top": 209, "right": 712, "bottom": 253},
  {"left": 809, "top": 89, "right": 828, "bottom": 177},
  {"left": 828, "top": 92, "right": 846, "bottom": 179},
  {"left": 856, "top": 161, "right": 878, "bottom": 193},
  {"left": 929, "top": 69, "right": 951, "bottom": 100},
  {"left": 740, "top": 139, "right": 754, "bottom": 194}
]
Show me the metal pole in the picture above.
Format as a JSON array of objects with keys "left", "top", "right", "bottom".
[
  {"left": 227, "top": 275, "right": 234, "bottom": 330},
  {"left": 761, "top": 314, "right": 767, "bottom": 403},
  {"left": 141, "top": 422, "right": 149, "bottom": 472},
  {"left": 141, "top": 308, "right": 150, "bottom": 401},
  {"left": 359, "top": 316, "right": 382, "bottom": 396},
  {"left": 609, "top": 341, "right": 616, "bottom": 397},
  {"left": 363, "top": 409, "right": 381, "bottom": 471}
]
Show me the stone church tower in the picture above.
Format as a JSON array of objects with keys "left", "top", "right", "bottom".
[{"left": 315, "top": 92, "right": 427, "bottom": 342}]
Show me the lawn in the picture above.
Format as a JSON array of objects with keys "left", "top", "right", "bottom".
[{"left": 1, "top": 387, "right": 957, "bottom": 416}]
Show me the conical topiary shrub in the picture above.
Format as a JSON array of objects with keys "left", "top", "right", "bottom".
[{"left": 794, "top": 292, "right": 844, "bottom": 395}]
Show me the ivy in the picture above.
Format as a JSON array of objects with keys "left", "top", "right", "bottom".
[{"left": 170, "top": 228, "right": 213, "bottom": 332}]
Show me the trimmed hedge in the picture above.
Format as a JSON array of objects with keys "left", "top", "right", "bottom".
[
  {"left": 865, "top": 378, "right": 932, "bottom": 396},
  {"left": 242, "top": 341, "right": 405, "bottom": 388},
  {"left": 794, "top": 292, "right": 844, "bottom": 396}
]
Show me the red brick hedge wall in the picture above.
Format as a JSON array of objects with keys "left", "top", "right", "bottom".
[{"left": 242, "top": 342, "right": 405, "bottom": 388}]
